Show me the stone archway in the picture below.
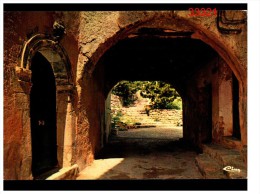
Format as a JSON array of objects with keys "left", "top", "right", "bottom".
[
  {"left": 15, "top": 34, "right": 75, "bottom": 179},
  {"left": 75, "top": 11, "right": 247, "bottom": 170}
]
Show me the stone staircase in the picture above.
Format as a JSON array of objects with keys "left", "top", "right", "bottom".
[
  {"left": 195, "top": 143, "right": 247, "bottom": 179},
  {"left": 111, "top": 93, "right": 182, "bottom": 127},
  {"left": 120, "top": 108, "right": 182, "bottom": 127}
]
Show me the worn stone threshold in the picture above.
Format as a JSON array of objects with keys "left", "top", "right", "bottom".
[
  {"left": 195, "top": 154, "right": 226, "bottom": 179},
  {"left": 46, "top": 164, "right": 79, "bottom": 180},
  {"left": 195, "top": 144, "right": 247, "bottom": 179},
  {"left": 222, "top": 136, "right": 242, "bottom": 150}
]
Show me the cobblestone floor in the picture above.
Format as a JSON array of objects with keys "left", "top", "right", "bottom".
[{"left": 77, "top": 127, "right": 203, "bottom": 180}]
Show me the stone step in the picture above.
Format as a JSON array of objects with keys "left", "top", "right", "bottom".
[
  {"left": 121, "top": 119, "right": 175, "bottom": 122},
  {"left": 121, "top": 113, "right": 181, "bottom": 116},
  {"left": 46, "top": 164, "right": 79, "bottom": 180},
  {"left": 202, "top": 144, "right": 245, "bottom": 168},
  {"left": 123, "top": 122, "right": 177, "bottom": 124},
  {"left": 222, "top": 136, "right": 242, "bottom": 150},
  {"left": 122, "top": 121, "right": 177, "bottom": 124},
  {"left": 122, "top": 112, "right": 180, "bottom": 115},
  {"left": 202, "top": 144, "right": 247, "bottom": 179},
  {"left": 223, "top": 166, "right": 247, "bottom": 179},
  {"left": 123, "top": 116, "right": 180, "bottom": 119},
  {"left": 195, "top": 154, "right": 226, "bottom": 179}
]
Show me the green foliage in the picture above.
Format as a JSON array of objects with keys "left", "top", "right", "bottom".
[
  {"left": 112, "top": 81, "right": 182, "bottom": 109},
  {"left": 111, "top": 110, "right": 123, "bottom": 129},
  {"left": 112, "top": 110, "right": 123, "bottom": 123},
  {"left": 140, "top": 81, "right": 181, "bottom": 109},
  {"left": 165, "top": 97, "right": 182, "bottom": 110},
  {"left": 112, "top": 81, "right": 140, "bottom": 106}
]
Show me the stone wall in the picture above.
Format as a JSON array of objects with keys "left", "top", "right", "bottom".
[
  {"left": 76, "top": 10, "right": 247, "bottom": 146},
  {"left": 4, "top": 11, "right": 80, "bottom": 179},
  {"left": 4, "top": 10, "right": 247, "bottom": 179},
  {"left": 75, "top": 62, "right": 105, "bottom": 171},
  {"left": 4, "top": 12, "right": 55, "bottom": 180},
  {"left": 110, "top": 94, "right": 182, "bottom": 127}
]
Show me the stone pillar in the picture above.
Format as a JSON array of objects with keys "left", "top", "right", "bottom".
[
  {"left": 13, "top": 69, "right": 34, "bottom": 179},
  {"left": 212, "top": 66, "right": 221, "bottom": 142},
  {"left": 182, "top": 96, "right": 199, "bottom": 146},
  {"left": 240, "top": 85, "right": 247, "bottom": 146},
  {"left": 63, "top": 95, "right": 74, "bottom": 167},
  {"left": 104, "top": 91, "right": 112, "bottom": 144},
  {"left": 218, "top": 61, "right": 233, "bottom": 137},
  {"left": 56, "top": 92, "right": 67, "bottom": 167},
  {"left": 212, "top": 59, "right": 233, "bottom": 142},
  {"left": 56, "top": 84, "right": 75, "bottom": 168}
]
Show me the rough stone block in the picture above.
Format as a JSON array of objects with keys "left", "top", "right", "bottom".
[
  {"left": 14, "top": 93, "right": 30, "bottom": 110},
  {"left": 46, "top": 164, "right": 79, "bottom": 180}
]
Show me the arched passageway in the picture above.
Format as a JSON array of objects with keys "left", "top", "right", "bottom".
[
  {"left": 100, "top": 36, "right": 223, "bottom": 148},
  {"left": 77, "top": 30, "right": 246, "bottom": 179},
  {"left": 76, "top": 15, "right": 247, "bottom": 177},
  {"left": 109, "top": 80, "right": 183, "bottom": 138},
  {"left": 3, "top": 9, "right": 247, "bottom": 181},
  {"left": 76, "top": 13, "right": 247, "bottom": 174}
]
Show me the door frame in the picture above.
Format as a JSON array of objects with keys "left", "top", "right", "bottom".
[{"left": 16, "top": 34, "right": 75, "bottom": 179}]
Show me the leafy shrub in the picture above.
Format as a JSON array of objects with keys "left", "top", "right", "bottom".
[
  {"left": 112, "top": 81, "right": 140, "bottom": 106},
  {"left": 165, "top": 97, "right": 182, "bottom": 110},
  {"left": 140, "top": 81, "right": 181, "bottom": 109},
  {"left": 112, "top": 81, "right": 182, "bottom": 109}
]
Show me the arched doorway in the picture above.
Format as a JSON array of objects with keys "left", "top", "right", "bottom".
[
  {"left": 75, "top": 11, "right": 247, "bottom": 177},
  {"left": 12, "top": 33, "right": 74, "bottom": 179},
  {"left": 101, "top": 37, "right": 218, "bottom": 147},
  {"left": 30, "top": 52, "right": 58, "bottom": 178}
]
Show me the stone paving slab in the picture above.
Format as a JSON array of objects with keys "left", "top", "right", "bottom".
[
  {"left": 46, "top": 164, "right": 79, "bottom": 180},
  {"left": 195, "top": 154, "right": 226, "bottom": 179},
  {"left": 201, "top": 144, "right": 247, "bottom": 179},
  {"left": 77, "top": 127, "right": 202, "bottom": 180},
  {"left": 203, "top": 144, "right": 244, "bottom": 166}
]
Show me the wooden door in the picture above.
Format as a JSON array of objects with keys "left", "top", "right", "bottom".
[{"left": 30, "top": 52, "right": 58, "bottom": 178}]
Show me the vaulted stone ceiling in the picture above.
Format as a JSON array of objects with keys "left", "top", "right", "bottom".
[{"left": 103, "top": 36, "right": 218, "bottom": 93}]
